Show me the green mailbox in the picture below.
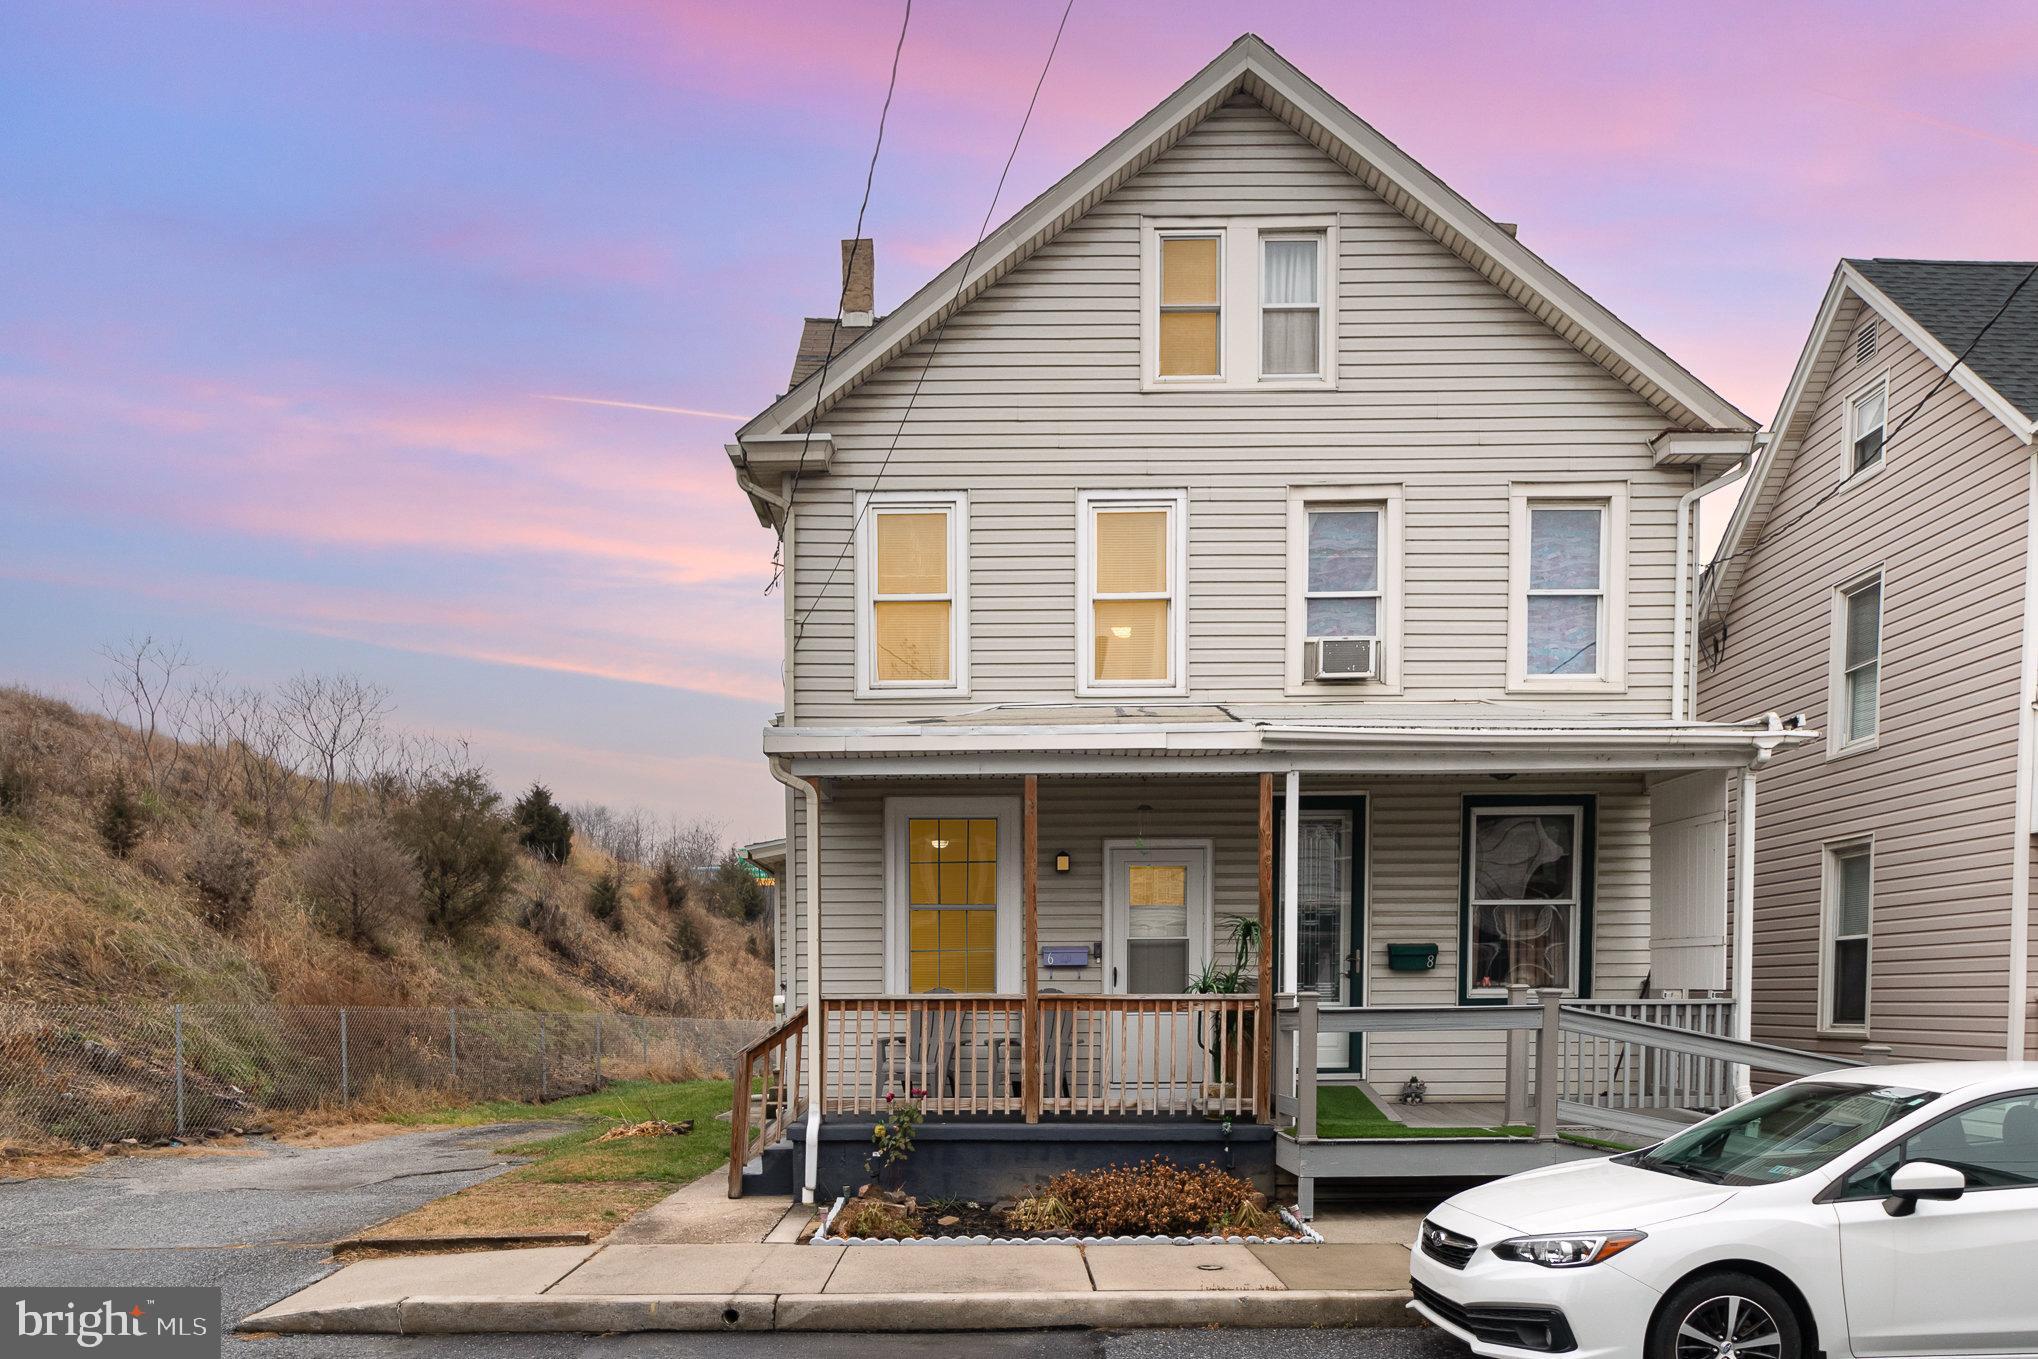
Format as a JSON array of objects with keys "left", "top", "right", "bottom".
[{"left": 1386, "top": 942, "right": 1439, "bottom": 972}]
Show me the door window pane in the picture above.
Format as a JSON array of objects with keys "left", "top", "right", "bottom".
[
  {"left": 1127, "top": 862, "right": 1189, "bottom": 993},
  {"left": 1297, "top": 814, "right": 1351, "bottom": 1002},
  {"left": 905, "top": 816, "right": 998, "bottom": 994},
  {"left": 1469, "top": 812, "right": 1579, "bottom": 992}
]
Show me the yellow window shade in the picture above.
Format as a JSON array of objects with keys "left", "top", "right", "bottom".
[
  {"left": 908, "top": 908, "right": 938, "bottom": 951},
  {"left": 1128, "top": 864, "right": 1187, "bottom": 906},
  {"left": 908, "top": 818, "right": 940, "bottom": 862},
  {"left": 966, "top": 818, "right": 997, "bottom": 862},
  {"left": 938, "top": 820, "right": 969, "bottom": 860},
  {"left": 873, "top": 600, "right": 951, "bottom": 683},
  {"left": 938, "top": 862, "right": 967, "bottom": 904},
  {"left": 966, "top": 861, "right": 996, "bottom": 904},
  {"left": 908, "top": 952, "right": 937, "bottom": 992},
  {"left": 938, "top": 910, "right": 967, "bottom": 949},
  {"left": 1157, "top": 309, "right": 1219, "bottom": 376},
  {"left": 937, "top": 952, "right": 967, "bottom": 992},
  {"left": 963, "top": 950, "right": 997, "bottom": 993},
  {"left": 874, "top": 511, "right": 948, "bottom": 595},
  {"left": 965, "top": 909, "right": 996, "bottom": 948},
  {"left": 1092, "top": 598, "right": 1170, "bottom": 682},
  {"left": 908, "top": 862, "right": 938, "bottom": 906},
  {"left": 1161, "top": 236, "right": 1219, "bottom": 304},
  {"left": 1093, "top": 510, "right": 1168, "bottom": 594}
]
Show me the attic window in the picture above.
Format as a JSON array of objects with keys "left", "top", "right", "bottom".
[
  {"left": 1853, "top": 320, "right": 1879, "bottom": 365},
  {"left": 1848, "top": 378, "right": 1888, "bottom": 474},
  {"left": 1143, "top": 219, "right": 1336, "bottom": 390}
]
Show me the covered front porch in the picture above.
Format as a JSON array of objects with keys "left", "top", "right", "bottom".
[{"left": 735, "top": 710, "right": 1806, "bottom": 1200}]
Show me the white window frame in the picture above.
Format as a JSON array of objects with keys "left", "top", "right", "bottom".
[
  {"left": 1076, "top": 488, "right": 1189, "bottom": 697},
  {"left": 1845, "top": 372, "right": 1891, "bottom": 481},
  {"left": 1507, "top": 482, "right": 1629, "bottom": 693},
  {"left": 1819, "top": 836, "right": 1873, "bottom": 1035},
  {"left": 1828, "top": 568, "right": 1884, "bottom": 758},
  {"left": 1140, "top": 216, "right": 1337, "bottom": 392},
  {"left": 1464, "top": 803, "right": 1586, "bottom": 1000},
  {"left": 882, "top": 796, "right": 1022, "bottom": 995},
  {"left": 1284, "top": 485, "right": 1404, "bottom": 694},
  {"left": 853, "top": 490, "right": 969, "bottom": 699},
  {"left": 1100, "top": 838, "right": 1215, "bottom": 996}
]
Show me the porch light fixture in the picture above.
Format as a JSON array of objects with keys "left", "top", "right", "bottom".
[{"left": 1054, "top": 850, "right": 1071, "bottom": 874}]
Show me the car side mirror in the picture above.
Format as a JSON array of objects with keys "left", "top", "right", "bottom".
[{"left": 1883, "top": 1160, "right": 1966, "bottom": 1217}]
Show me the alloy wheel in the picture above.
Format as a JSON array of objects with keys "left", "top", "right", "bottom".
[{"left": 1674, "top": 1293, "right": 1783, "bottom": 1359}]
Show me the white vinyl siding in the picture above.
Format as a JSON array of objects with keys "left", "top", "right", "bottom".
[{"left": 789, "top": 99, "right": 1694, "bottom": 721}]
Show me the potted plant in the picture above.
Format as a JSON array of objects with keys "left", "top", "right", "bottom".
[{"left": 1189, "top": 917, "right": 1261, "bottom": 1105}]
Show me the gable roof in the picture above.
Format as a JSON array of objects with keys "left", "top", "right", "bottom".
[
  {"left": 1848, "top": 259, "right": 2038, "bottom": 424},
  {"left": 1703, "top": 259, "right": 2038, "bottom": 628},
  {"left": 733, "top": 32, "right": 1754, "bottom": 458}
]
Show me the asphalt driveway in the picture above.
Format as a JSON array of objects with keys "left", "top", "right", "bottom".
[{"left": 0, "top": 1122, "right": 567, "bottom": 1336}]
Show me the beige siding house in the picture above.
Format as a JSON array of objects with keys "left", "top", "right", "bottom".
[
  {"left": 1701, "top": 258, "right": 2038, "bottom": 1066},
  {"left": 727, "top": 35, "right": 1800, "bottom": 1198}
]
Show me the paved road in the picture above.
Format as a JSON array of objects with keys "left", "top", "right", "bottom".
[
  {"left": 0, "top": 1123, "right": 566, "bottom": 1333},
  {"left": 239, "top": 1330, "right": 1467, "bottom": 1358}
]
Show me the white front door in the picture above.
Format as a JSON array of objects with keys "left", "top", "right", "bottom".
[
  {"left": 1832, "top": 1089, "right": 2038, "bottom": 1355},
  {"left": 1102, "top": 842, "right": 1211, "bottom": 1108}
]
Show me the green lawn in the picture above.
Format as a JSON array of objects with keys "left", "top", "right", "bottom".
[
  {"left": 1310, "top": 1084, "right": 1532, "bottom": 1139},
  {"left": 396, "top": 1078, "right": 737, "bottom": 1185}
]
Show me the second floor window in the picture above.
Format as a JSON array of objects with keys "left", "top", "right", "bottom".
[
  {"left": 1507, "top": 484, "right": 1628, "bottom": 691},
  {"left": 1305, "top": 506, "right": 1381, "bottom": 639},
  {"left": 1261, "top": 236, "right": 1322, "bottom": 377},
  {"left": 1145, "top": 219, "right": 1334, "bottom": 388},
  {"left": 856, "top": 492, "right": 967, "bottom": 695},
  {"left": 1080, "top": 490, "right": 1185, "bottom": 693},
  {"left": 1835, "top": 574, "right": 1882, "bottom": 748},
  {"left": 1158, "top": 234, "right": 1221, "bottom": 378}
]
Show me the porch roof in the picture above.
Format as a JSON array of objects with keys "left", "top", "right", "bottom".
[{"left": 764, "top": 707, "right": 1810, "bottom": 776}]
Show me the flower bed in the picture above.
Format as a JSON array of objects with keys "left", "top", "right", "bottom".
[{"left": 817, "top": 1157, "right": 1321, "bottom": 1246}]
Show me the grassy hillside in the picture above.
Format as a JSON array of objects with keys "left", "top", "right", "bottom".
[{"left": 0, "top": 686, "right": 770, "bottom": 1019}]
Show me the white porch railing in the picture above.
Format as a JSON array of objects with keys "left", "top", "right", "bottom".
[{"left": 1557, "top": 997, "right": 1738, "bottom": 1124}]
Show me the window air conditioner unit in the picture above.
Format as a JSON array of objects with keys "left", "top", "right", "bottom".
[{"left": 1306, "top": 635, "right": 1381, "bottom": 681}]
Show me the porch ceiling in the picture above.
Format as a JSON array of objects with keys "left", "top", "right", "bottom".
[{"left": 764, "top": 710, "right": 1809, "bottom": 778}]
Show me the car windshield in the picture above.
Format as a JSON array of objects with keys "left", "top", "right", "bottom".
[{"left": 1619, "top": 1081, "right": 1936, "bottom": 1187}]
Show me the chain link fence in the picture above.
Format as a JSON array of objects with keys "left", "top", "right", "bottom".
[{"left": 0, "top": 1002, "right": 770, "bottom": 1148}]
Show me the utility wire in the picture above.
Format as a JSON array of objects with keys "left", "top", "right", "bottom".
[
  {"left": 768, "top": 0, "right": 914, "bottom": 589},
  {"left": 1698, "top": 262, "right": 2038, "bottom": 660},
  {"left": 792, "top": 0, "right": 1078, "bottom": 641}
]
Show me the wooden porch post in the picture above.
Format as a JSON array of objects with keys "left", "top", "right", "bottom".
[
  {"left": 1256, "top": 772, "right": 1274, "bottom": 1121},
  {"left": 1022, "top": 774, "right": 1041, "bottom": 1124}
]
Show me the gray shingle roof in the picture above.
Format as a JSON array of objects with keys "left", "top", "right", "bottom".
[{"left": 1848, "top": 258, "right": 2038, "bottom": 422}]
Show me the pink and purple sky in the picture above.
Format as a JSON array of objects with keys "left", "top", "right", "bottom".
[{"left": 5, "top": 1, "right": 2035, "bottom": 841}]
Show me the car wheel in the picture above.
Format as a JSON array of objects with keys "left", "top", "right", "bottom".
[{"left": 1648, "top": 1271, "right": 1804, "bottom": 1359}]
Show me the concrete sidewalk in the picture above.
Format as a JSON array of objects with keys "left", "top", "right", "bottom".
[{"left": 241, "top": 1237, "right": 1420, "bottom": 1334}]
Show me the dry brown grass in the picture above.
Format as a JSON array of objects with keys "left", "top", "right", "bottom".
[
  {"left": 348, "top": 1177, "right": 670, "bottom": 1246},
  {"left": 0, "top": 686, "right": 772, "bottom": 1020}
]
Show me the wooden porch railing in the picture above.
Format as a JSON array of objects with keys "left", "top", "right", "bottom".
[
  {"left": 813, "top": 994, "right": 1262, "bottom": 1119},
  {"left": 1037, "top": 994, "right": 1258, "bottom": 1118},
  {"left": 726, "top": 1007, "right": 808, "bottom": 1197}
]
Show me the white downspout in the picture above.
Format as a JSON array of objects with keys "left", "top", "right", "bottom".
[
  {"left": 1281, "top": 768, "right": 1301, "bottom": 994},
  {"left": 2008, "top": 448, "right": 2038, "bottom": 1059},
  {"left": 1732, "top": 719, "right": 1780, "bottom": 1102},
  {"left": 1673, "top": 458, "right": 1751, "bottom": 723},
  {"left": 770, "top": 757, "right": 824, "bottom": 1202}
]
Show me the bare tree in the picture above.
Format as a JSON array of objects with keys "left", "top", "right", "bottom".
[
  {"left": 278, "top": 672, "right": 390, "bottom": 820},
  {"left": 94, "top": 635, "right": 191, "bottom": 792},
  {"left": 230, "top": 687, "right": 301, "bottom": 832},
  {"left": 182, "top": 671, "right": 241, "bottom": 809}
]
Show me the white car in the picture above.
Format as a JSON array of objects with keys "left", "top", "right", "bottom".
[{"left": 1409, "top": 1062, "right": 2038, "bottom": 1359}]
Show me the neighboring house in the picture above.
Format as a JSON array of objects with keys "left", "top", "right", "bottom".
[
  {"left": 724, "top": 34, "right": 1804, "bottom": 1198},
  {"left": 1701, "top": 258, "right": 2038, "bottom": 1066}
]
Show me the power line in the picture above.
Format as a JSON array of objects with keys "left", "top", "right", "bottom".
[
  {"left": 1698, "top": 262, "right": 2038, "bottom": 662},
  {"left": 768, "top": 0, "right": 915, "bottom": 587},
  {"left": 792, "top": 0, "right": 1078, "bottom": 641}
]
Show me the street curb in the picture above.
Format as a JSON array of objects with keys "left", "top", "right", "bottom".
[{"left": 239, "top": 1289, "right": 1419, "bottom": 1334}]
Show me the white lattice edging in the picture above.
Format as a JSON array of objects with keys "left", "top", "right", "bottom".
[{"left": 816, "top": 1197, "right": 1322, "bottom": 1246}]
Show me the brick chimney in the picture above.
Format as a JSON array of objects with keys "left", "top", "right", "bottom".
[{"left": 840, "top": 238, "right": 875, "bottom": 324}]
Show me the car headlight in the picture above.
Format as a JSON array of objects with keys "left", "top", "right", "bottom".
[{"left": 1491, "top": 1230, "right": 1647, "bottom": 1268}]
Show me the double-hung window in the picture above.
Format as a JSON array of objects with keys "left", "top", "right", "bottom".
[
  {"left": 1509, "top": 485, "right": 1627, "bottom": 690},
  {"left": 1832, "top": 573, "right": 1882, "bottom": 751},
  {"left": 856, "top": 491, "right": 967, "bottom": 696},
  {"left": 1145, "top": 219, "right": 1334, "bottom": 388},
  {"left": 1285, "top": 486, "right": 1403, "bottom": 691},
  {"left": 1079, "top": 490, "right": 1186, "bottom": 694},
  {"left": 1823, "top": 840, "right": 1872, "bottom": 1031},
  {"left": 1848, "top": 377, "right": 1888, "bottom": 474},
  {"left": 1464, "top": 802, "right": 1589, "bottom": 998}
]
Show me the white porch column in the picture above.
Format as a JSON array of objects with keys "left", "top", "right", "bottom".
[
  {"left": 1282, "top": 768, "right": 1301, "bottom": 993},
  {"left": 1732, "top": 763, "right": 1758, "bottom": 1101}
]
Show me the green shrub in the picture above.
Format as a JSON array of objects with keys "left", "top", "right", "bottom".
[
  {"left": 670, "top": 908, "right": 707, "bottom": 963},
  {"left": 512, "top": 782, "right": 573, "bottom": 864},
  {"left": 395, "top": 769, "right": 516, "bottom": 936},
  {"left": 652, "top": 854, "right": 687, "bottom": 911},
  {"left": 587, "top": 868, "right": 625, "bottom": 931},
  {"left": 97, "top": 781, "right": 145, "bottom": 858}
]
